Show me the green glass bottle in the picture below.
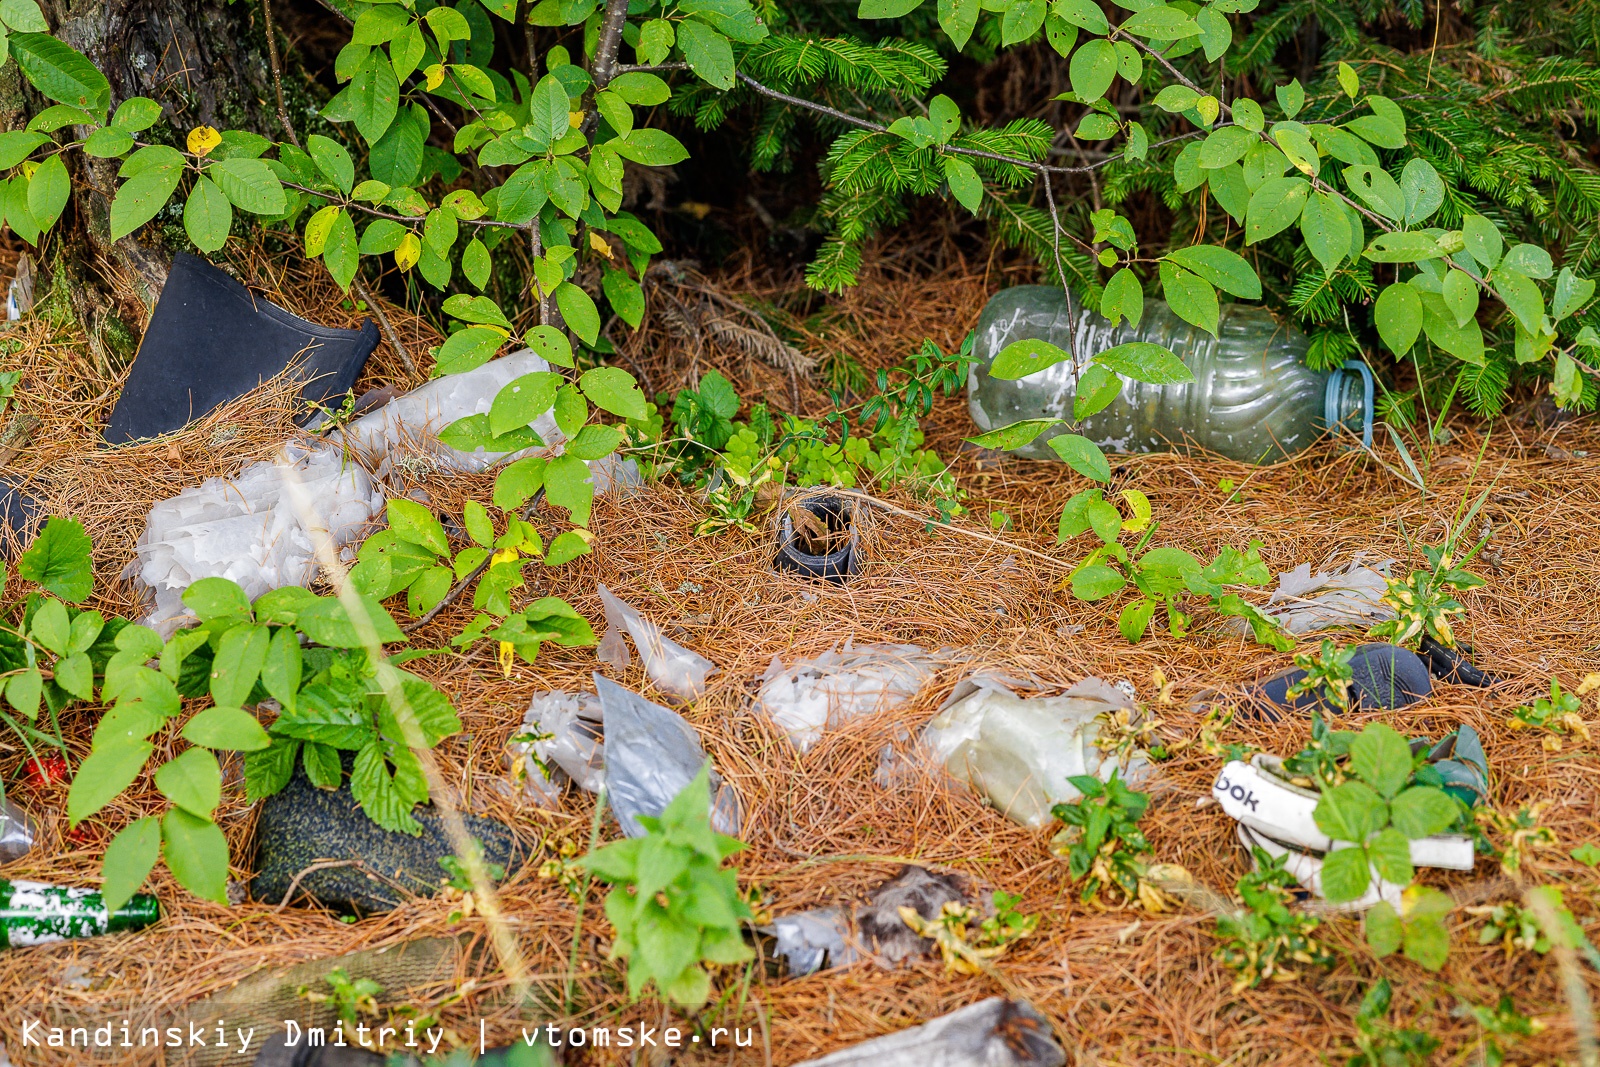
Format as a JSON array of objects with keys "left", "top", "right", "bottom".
[{"left": 0, "top": 878, "right": 160, "bottom": 947}]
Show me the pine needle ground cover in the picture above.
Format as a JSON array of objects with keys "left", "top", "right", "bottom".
[{"left": 0, "top": 251, "right": 1593, "bottom": 1065}]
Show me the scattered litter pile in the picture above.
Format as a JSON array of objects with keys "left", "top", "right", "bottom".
[{"left": 0, "top": 261, "right": 1591, "bottom": 1067}]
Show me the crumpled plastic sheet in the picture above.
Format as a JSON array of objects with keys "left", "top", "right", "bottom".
[
  {"left": 0, "top": 797, "right": 36, "bottom": 863},
  {"left": 792, "top": 997, "right": 1065, "bottom": 1067},
  {"left": 1227, "top": 555, "right": 1395, "bottom": 636},
  {"left": 506, "top": 690, "right": 605, "bottom": 808},
  {"left": 758, "top": 642, "right": 938, "bottom": 753},
  {"left": 762, "top": 908, "right": 859, "bottom": 977},
  {"left": 596, "top": 584, "right": 717, "bottom": 703},
  {"left": 125, "top": 442, "right": 383, "bottom": 634},
  {"left": 596, "top": 673, "right": 740, "bottom": 837},
  {"left": 334, "top": 347, "right": 562, "bottom": 475},
  {"left": 920, "top": 674, "right": 1152, "bottom": 828}
]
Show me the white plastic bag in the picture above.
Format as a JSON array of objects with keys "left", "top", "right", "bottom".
[
  {"left": 793, "top": 998, "right": 1064, "bottom": 1067},
  {"left": 922, "top": 675, "right": 1151, "bottom": 828},
  {"left": 126, "top": 443, "right": 382, "bottom": 633},
  {"left": 758, "top": 642, "right": 937, "bottom": 752},
  {"left": 596, "top": 584, "right": 717, "bottom": 702},
  {"left": 335, "top": 347, "right": 561, "bottom": 474},
  {"left": 1227, "top": 555, "right": 1395, "bottom": 636},
  {"left": 507, "top": 691, "right": 605, "bottom": 807},
  {"left": 596, "top": 674, "right": 740, "bottom": 837}
]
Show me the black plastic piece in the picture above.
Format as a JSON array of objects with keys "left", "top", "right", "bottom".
[
  {"left": 0, "top": 476, "right": 41, "bottom": 542},
  {"left": 105, "top": 252, "right": 379, "bottom": 444},
  {"left": 1419, "top": 634, "right": 1499, "bottom": 687},
  {"left": 774, "top": 495, "right": 858, "bottom": 583},
  {"left": 1252, "top": 642, "right": 1433, "bottom": 719}
]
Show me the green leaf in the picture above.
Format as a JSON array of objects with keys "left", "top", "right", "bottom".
[
  {"left": 388, "top": 497, "right": 450, "bottom": 557},
  {"left": 989, "top": 338, "right": 1071, "bottom": 380},
  {"left": 487, "top": 372, "right": 561, "bottom": 438},
  {"left": 1069, "top": 39, "right": 1118, "bottom": 102},
  {"left": 100, "top": 817, "right": 161, "bottom": 913},
  {"left": 0, "top": 130, "right": 48, "bottom": 168},
  {"left": 1054, "top": 0, "right": 1107, "bottom": 32},
  {"left": 1198, "top": 126, "right": 1254, "bottom": 170},
  {"left": 1073, "top": 363, "right": 1123, "bottom": 420},
  {"left": 209, "top": 156, "right": 287, "bottom": 215},
  {"left": 938, "top": 0, "right": 978, "bottom": 47},
  {"left": 965, "top": 418, "right": 1059, "bottom": 450},
  {"left": 306, "top": 133, "right": 355, "bottom": 195},
  {"left": 1365, "top": 901, "right": 1402, "bottom": 957},
  {"left": 435, "top": 325, "right": 505, "bottom": 375},
  {"left": 544, "top": 453, "right": 595, "bottom": 526},
  {"left": 1420, "top": 292, "right": 1485, "bottom": 364},
  {"left": 1299, "top": 191, "right": 1349, "bottom": 273},
  {"left": 0, "top": 0, "right": 47, "bottom": 33},
  {"left": 182, "top": 706, "right": 272, "bottom": 751},
  {"left": 567, "top": 423, "right": 623, "bottom": 461},
  {"left": 603, "top": 267, "right": 646, "bottom": 329},
  {"left": 1275, "top": 79, "right": 1304, "bottom": 118},
  {"left": 54, "top": 652, "right": 93, "bottom": 699},
  {"left": 579, "top": 367, "right": 648, "bottom": 420},
  {"left": 676, "top": 19, "right": 735, "bottom": 90},
  {"left": 1315, "top": 779, "right": 1387, "bottom": 843},
  {"left": 1159, "top": 262, "right": 1219, "bottom": 336},
  {"left": 1048, "top": 434, "right": 1111, "bottom": 481},
  {"left": 1458, "top": 217, "right": 1501, "bottom": 275},
  {"left": 1400, "top": 158, "right": 1444, "bottom": 225},
  {"left": 303, "top": 741, "right": 342, "bottom": 789},
  {"left": 1368, "top": 826, "right": 1413, "bottom": 885},
  {"left": 1363, "top": 231, "right": 1446, "bottom": 263},
  {"left": 1072, "top": 563, "right": 1125, "bottom": 600},
  {"left": 1099, "top": 267, "right": 1143, "bottom": 328},
  {"left": 1344, "top": 164, "right": 1405, "bottom": 220},
  {"left": 24, "top": 152, "right": 68, "bottom": 231},
  {"left": 1501, "top": 243, "right": 1553, "bottom": 279},
  {"left": 295, "top": 596, "right": 405, "bottom": 648},
  {"left": 112, "top": 96, "right": 162, "bottom": 132},
  {"left": 857, "top": 0, "right": 923, "bottom": 15},
  {"left": 1389, "top": 785, "right": 1458, "bottom": 839},
  {"left": 553, "top": 384, "right": 588, "bottom": 439},
  {"left": 1117, "top": 597, "right": 1158, "bottom": 642},
  {"left": 1349, "top": 723, "right": 1412, "bottom": 799},
  {"left": 1093, "top": 341, "right": 1194, "bottom": 384},
  {"left": 1057, "top": 488, "right": 1099, "bottom": 540},
  {"left": 1553, "top": 267, "right": 1596, "bottom": 322},
  {"left": 154, "top": 747, "right": 222, "bottom": 817},
  {"left": 1347, "top": 95, "right": 1406, "bottom": 149},
  {"left": 10, "top": 32, "right": 109, "bottom": 114},
  {"left": 942, "top": 155, "right": 982, "bottom": 213},
  {"left": 609, "top": 72, "right": 671, "bottom": 106},
  {"left": 322, "top": 209, "right": 359, "bottom": 291},
  {"left": 1401, "top": 888, "right": 1452, "bottom": 971},
  {"left": 525, "top": 324, "right": 575, "bottom": 368},
  {"left": 1119, "top": 3, "right": 1198, "bottom": 37},
  {"left": 1164, "top": 245, "right": 1260, "bottom": 300},
  {"left": 244, "top": 738, "right": 299, "bottom": 802},
  {"left": 1374, "top": 281, "right": 1422, "bottom": 356},
  {"left": 28, "top": 597, "right": 68, "bottom": 654},
  {"left": 345, "top": 50, "right": 400, "bottom": 143},
  {"left": 1319, "top": 845, "right": 1372, "bottom": 903},
  {"left": 543, "top": 529, "right": 592, "bottom": 567},
  {"left": 350, "top": 739, "right": 425, "bottom": 835},
  {"left": 1195, "top": 3, "right": 1230, "bottom": 60},
  {"left": 6, "top": 668, "right": 42, "bottom": 718},
  {"left": 1000, "top": 0, "right": 1046, "bottom": 44},
  {"left": 614, "top": 128, "right": 690, "bottom": 167},
  {"left": 161, "top": 807, "right": 230, "bottom": 904},
  {"left": 19, "top": 516, "right": 92, "bottom": 602},
  {"left": 183, "top": 576, "right": 251, "bottom": 621},
  {"left": 1244, "top": 177, "right": 1309, "bottom": 244},
  {"left": 555, "top": 282, "right": 601, "bottom": 345},
  {"left": 1441, "top": 268, "right": 1479, "bottom": 328},
  {"left": 209, "top": 623, "right": 269, "bottom": 709},
  {"left": 68, "top": 739, "right": 154, "bottom": 824},
  {"left": 183, "top": 176, "right": 232, "bottom": 253},
  {"left": 1153, "top": 85, "right": 1201, "bottom": 113}
]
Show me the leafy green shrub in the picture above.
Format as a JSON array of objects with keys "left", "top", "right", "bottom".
[
  {"left": 1507, "top": 678, "right": 1589, "bottom": 751},
  {"left": 580, "top": 766, "right": 753, "bottom": 1008},
  {"left": 1213, "top": 844, "right": 1335, "bottom": 992},
  {"left": 1050, "top": 770, "right": 1153, "bottom": 907},
  {"left": 1285, "top": 639, "right": 1356, "bottom": 712}
]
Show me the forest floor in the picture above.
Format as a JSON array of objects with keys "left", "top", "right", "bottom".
[{"left": 0, "top": 242, "right": 1595, "bottom": 1066}]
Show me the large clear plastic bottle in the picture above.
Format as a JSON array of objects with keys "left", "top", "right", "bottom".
[{"left": 967, "top": 286, "right": 1372, "bottom": 464}]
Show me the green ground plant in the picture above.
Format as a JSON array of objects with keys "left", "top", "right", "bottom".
[
  {"left": 580, "top": 766, "right": 753, "bottom": 1008},
  {"left": 1050, "top": 770, "right": 1157, "bottom": 907},
  {"left": 1213, "top": 844, "right": 1335, "bottom": 992},
  {"left": 1507, "top": 679, "right": 1589, "bottom": 751},
  {"left": 1345, "top": 979, "right": 1440, "bottom": 1067},
  {"left": 1285, "top": 638, "right": 1356, "bottom": 712}
]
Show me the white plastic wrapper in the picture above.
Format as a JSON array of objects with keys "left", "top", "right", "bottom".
[
  {"left": 792, "top": 998, "right": 1064, "bottom": 1067},
  {"left": 334, "top": 347, "right": 562, "bottom": 474},
  {"left": 596, "top": 584, "right": 717, "bottom": 703},
  {"left": 126, "top": 443, "right": 382, "bottom": 634},
  {"left": 0, "top": 797, "right": 36, "bottom": 863},
  {"left": 1226, "top": 555, "right": 1395, "bottom": 636},
  {"left": 921, "top": 675, "right": 1151, "bottom": 828},
  {"left": 758, "top": 642, "right": 937, "bottom": 753},
  {"left": 506, "top": 690, "right": 605, "bottom": 808},
  {"left": 595, "top": 674, "right": 740, "bottom": 837}
]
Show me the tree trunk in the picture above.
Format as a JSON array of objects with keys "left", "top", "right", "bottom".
[{"left": 4, "top": 0, "right": 298, "bottom": 362}]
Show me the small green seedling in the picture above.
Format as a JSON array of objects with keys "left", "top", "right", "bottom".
[
  {"left": 1453, "top": 995, "right": 1544, "bottom": 1067},
  {"left": 1507, "top": 678, "right": 1589, "bottom": 751},
  {"left": 1345, "top": 979, "right": 1440, "bottom": 1067},
  {"left": 1285, "top": 639, "right": 1356, "bottom": 713},
  {"left": 1212, "top": 845, "right": 1334, "bottom": 992}
]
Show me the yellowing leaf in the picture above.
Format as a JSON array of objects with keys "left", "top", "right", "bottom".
[
  {"left": 395, "top": 231, "right": 421, "bottom": 271},
  {"left": 423, "top": 64, "right": 445, "bottom": 91},
  {"left": 186, "top": 125, "right": 221, "bottom": 156},
  {"left": 1120, "top": 488, "right": 1152, "bottom": 532},
  {"left": 498, "top": 640, "right": 515, "bottom": 678},
  {"left": 588, "top": 230, "right": 615, "bottom": 259},
  {"left": 568, "top": 110, "right": 585, "bottom": 129}
]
